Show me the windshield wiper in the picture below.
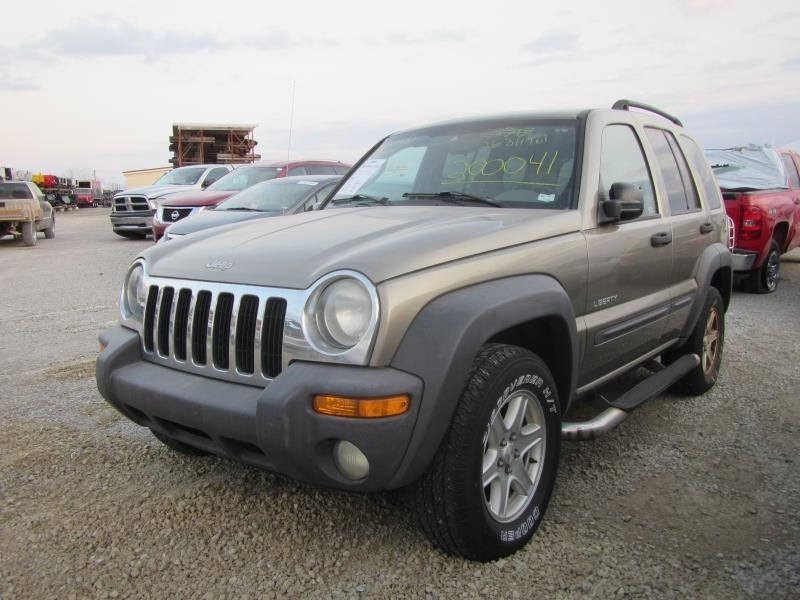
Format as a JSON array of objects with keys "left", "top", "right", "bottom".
[
  {"left": 402, "top": 191, "right": 503, "bottom": 207},
  {"left": 331, "top": 194, "right": 389, "bottom": 206},
  {"left": 221, "top": 207, "right": 262, "bottom": 212}
]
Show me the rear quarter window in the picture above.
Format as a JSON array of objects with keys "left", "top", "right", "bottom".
[
  {"left": 781, "top": 154, "right": 800, "bottom": 188},
  {"left": 680, "top": 135, "right": 722, "bottom": 209}
]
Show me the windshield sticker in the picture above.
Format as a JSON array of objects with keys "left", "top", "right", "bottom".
[
  {"left": 296, "top": 181, "right": 319, "bottom": 186},
  {"left": 338, "top": 159, "right": 386, "bottom": 196},
  {"left": 537, "top": 193, "right": 556, "bottom": 203}
]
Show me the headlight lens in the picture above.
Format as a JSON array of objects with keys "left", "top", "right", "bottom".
[
  {"left": 122, "top": 263, "right": 147, "bottom": 323},
  {"left": 315, "top": 278, "right": 372, "bottom": 349},
  {"left": 147, "top": 198, "right": 159, "bottom": 210}
]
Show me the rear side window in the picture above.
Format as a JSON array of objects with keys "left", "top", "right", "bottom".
[
  {"left": 334, "top": 166, "right": 350, "bottom": 175},
  {"left": 645, "top": 128, "right": 700, "bottom": 214},
  {"left": 599, "top": 125, "right": 657, "bottom": 217},
  {"left": 288, "top": 166, "right": 307, "bottom": 176},
  {"left": 306, "top": 165, "right": 336, "bottom": 175},
  {"left": 664, "top": 132, "right": 700, "bottom": 211},
  {"left": 781, "top": 154, "right": 800, "bottom": 188},
  {"left": 680, "top": 135, "right": 722, "bottom": 209}
]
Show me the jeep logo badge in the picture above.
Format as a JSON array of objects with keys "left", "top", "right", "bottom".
[
  {"left": 206, "top": 259, "right": 234, "bottom": 271},
  {"left": 171, "top": 210, "right": 179, "bottom": 221}
]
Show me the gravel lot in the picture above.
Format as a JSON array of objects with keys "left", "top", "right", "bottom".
[{"left": 1, "top": 209, "right": 798, "bottom": 598}]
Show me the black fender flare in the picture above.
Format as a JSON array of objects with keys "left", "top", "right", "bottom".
[
  {"left": 680, "top": 242, "right": 732, "bottom": 342},
  {"left": 387, "top": 274, "right": 578, "bottom": 488}
]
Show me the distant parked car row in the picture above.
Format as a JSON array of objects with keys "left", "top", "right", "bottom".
[
  {"left": 163, "top": 175, "right": 341, "bottom": 241},
  {"left": 110, "top": 160, "right": 350, "bottom": 240}
]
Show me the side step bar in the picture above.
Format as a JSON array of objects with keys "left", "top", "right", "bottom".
[{"left": 561, "top": 354, "right": 700, "bottom": 441}]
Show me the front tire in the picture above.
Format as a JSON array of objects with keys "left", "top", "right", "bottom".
[
  {"left": 44, "top": 217, "right": 55, "bottom": 239},
  {"left": 114, "top": 230, "right": 147, "bottom": 240},
  {"left": 22, "top": 221, "right": 37, "bottom": 246},
  {"left": 413, "top": 344, "right": 561, "bottom": 561}
]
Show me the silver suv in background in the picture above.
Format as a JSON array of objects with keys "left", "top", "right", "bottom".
[{"left": 110, "top": 165, "right": 233, "bottom": 239}]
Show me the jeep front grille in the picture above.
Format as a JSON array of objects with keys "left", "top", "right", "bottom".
[{"left": 142, "top": 281, "right": 288, "bottom": 385}]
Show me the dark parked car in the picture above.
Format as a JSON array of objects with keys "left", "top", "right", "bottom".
[{"left": 162, "top": 175, "right": 341, "bottom": 241}]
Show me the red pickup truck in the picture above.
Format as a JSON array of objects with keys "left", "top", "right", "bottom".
[{"left": 706, "top": 146, "right": 800, "bottom": 293}]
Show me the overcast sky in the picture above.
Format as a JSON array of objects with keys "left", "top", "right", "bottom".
[{"left": 1, "top": 0, "right": 798, "bottom": 185}]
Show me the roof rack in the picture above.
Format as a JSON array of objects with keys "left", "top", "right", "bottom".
[{"left": 611, "top": 99, "right": 683, "bottom": 127}]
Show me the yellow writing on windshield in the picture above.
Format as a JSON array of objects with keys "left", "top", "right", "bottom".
[{"left": 446, "top": 152, "right": 560, "bottom": 182}]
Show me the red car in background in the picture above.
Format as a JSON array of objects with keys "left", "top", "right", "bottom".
[{"left": 151, "top": 159, "right": 350, "bottom": 240}]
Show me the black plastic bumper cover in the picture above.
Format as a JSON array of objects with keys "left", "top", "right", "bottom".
[{"left": 96, "top": 325, "right": 424, "bottom": 491}]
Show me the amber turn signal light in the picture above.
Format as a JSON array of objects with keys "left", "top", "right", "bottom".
[
  {"left": 313, "top": 394, "right": 410, "bottom": 418},
  {"left": 98, "top": 342, "right": 107, "bottom": 353}
]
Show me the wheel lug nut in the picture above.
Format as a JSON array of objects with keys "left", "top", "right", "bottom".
[
  {"left": 500, "top": 439, "right": 507, "bottom": 447},
  {"left": 504, "top": 465, "right": 512, "bottom": 474},
  {"left": 514, "top": 449, "right": 520, "bottom": 458},
  {"left": 510, "top": 433, "right": 517, "bottom": 442},
  {"left": 497, "top": 459, "right": 504, "bottom": 467}
]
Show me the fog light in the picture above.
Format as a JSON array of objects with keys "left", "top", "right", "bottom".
[{"left": 333, "top": 440, "right": 369, "bottom": 480}]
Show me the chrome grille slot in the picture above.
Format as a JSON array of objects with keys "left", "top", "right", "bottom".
[
  {"left": 212, "top": 293, "right": 234, "bottom": 369},
  {"left": 235, "top": 295, "right": 259, "bottom": 374},
  {"left": 262, "top": 298, "right": 287, "bottom": 378},
  {"left": 139, "top": 277, "right": 298, "bottom": 387},
  {"left": 192, "top": 291, "right": 212, "bottom": 365},
  {"left": 143, "top": 286, "right": 159, "bottom": 352},
  {"left": 173, "top": 289, "right": 192, "bottom": 361},
  {"left": 157, "top": 287, "right": 175, "bottom": 356}
]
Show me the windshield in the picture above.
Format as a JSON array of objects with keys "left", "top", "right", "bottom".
[
  {"left": 332, "top": 120, "right": 578, "bottom": 208},
  {"left": 208, "top": 166, "right": 283, "bottom": 191},
  {"left": 154, "top": 167, "right": 207, "bottom": 186},
  {"left": 216, "top": 178, "right": 319, "bottom": 212}
]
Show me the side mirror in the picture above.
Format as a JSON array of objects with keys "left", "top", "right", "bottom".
[{"left": 599, "top": 182, "right": 644, "bottom": 224}]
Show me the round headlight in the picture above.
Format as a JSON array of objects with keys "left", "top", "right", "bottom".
[
  {"left": 315, "top": 278, "right": 372, "bottom": 349},
  {"left": 123, "top": 263, "right": 147, "bottom": 322}
]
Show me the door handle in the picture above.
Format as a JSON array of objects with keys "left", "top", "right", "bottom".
[
  {"left": 651, "top": 232, "right": 673, "bottom": 247},
  {"left": 700, "top": 222, "right": 714, "bottom": 234}
]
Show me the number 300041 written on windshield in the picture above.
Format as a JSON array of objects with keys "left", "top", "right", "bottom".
[{"left": 446, "top": 151, "right": 560, "bottom": 184}]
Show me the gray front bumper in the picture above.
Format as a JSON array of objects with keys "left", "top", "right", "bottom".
[
  {"left": 110, "top": 211, "right": 154, "bottom": 231},
  {"left": 96, "top": 326, "right": 424, "bottom": 491},
  {"left": 731, "top": 250, "right": 758, "bottom": 272}
]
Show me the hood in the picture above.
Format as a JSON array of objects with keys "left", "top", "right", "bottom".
[
  {"left": 142, "top": 206, "right": 581, "bottom": 289},
  {"left": 158, "top": 190, "right": 236, "bottom": 208},
  {"left": 114, "top": 183, "right": 196, "bottom": 200},
  {"left": 168, "top": 208, "right": 276, "bottom": 235}
]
